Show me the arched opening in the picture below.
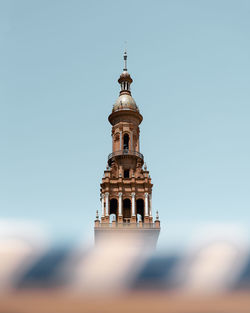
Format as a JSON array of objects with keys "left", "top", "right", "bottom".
[
  {"left": 136, "top": 199, "right": 144, "bottom": 222},
  {"left": 123, "top": 134, "right": 129, "bottom": 150},
  {"left": 123, "top": 198, "right": 131, "bottom": 221},
  {"left": 124, "top": 169, "right": 129, "bottom": 178},
  {"left": 110, "top": 198, "right": 118, "bottom": 222}
]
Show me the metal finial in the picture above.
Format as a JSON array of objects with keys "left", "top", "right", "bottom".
[
  {"left": 144, "top": 163, "right": 147, "bottom": 171},
  {"left": 96, "top": 210, "right": 99, "bottom": 219},
  {"left": 123, "top": 50, "right": 127, "bottom": 71},
  {"left": 156, "top": 210, "right": 159, "bottom": 220}
]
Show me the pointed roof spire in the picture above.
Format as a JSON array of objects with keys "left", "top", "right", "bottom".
[
  {"left": 118, "top": 50, "right": 133, "bottom": 95},
  {"left": 123, "top": 50, "right": 127, "bottom": 71},
  {"left": 111, "top": 50, "right": 140, "bottom": 114}
]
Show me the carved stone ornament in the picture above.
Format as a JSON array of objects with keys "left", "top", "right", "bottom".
[{"left": 114, "top": 133, "right": 120, "bottom": 141}]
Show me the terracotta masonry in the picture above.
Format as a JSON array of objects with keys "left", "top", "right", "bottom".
[{"left": 94, "top": 52, "right": 160, "bottom": 247}]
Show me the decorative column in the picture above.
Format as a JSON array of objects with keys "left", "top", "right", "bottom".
[
  {"left": 149, "top": 194, "right": 152, "bottom": 216},
  {"left": 101, "top": 193, "right": 105, "bottom": 219},
  {"left": 144, "top": 192, "right": 149, "bottom": 223},
  {"left": 105, "top": 192, "right": 109, "bottom": 222},
  {"left": 138, "top": 130, "right": 140, "bottom": 151},
  {"left": 118, "top": 192, "right": 123, "bottom": 223},
  {"left": 149, "top": 193, "right": 153, "bottom": 222},
  {"left": 131, "top": 192, "right": 136, "bottom": 223},
  {"left": 130, "top": 131, "right": 133, "bottom": 150},
  {"left": 120, "top": 131, "right": 122, "bottom": 150}
]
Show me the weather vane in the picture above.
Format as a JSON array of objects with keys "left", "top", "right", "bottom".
[{"left": 123, "top": 41, "right": 128, "bottom": 71}]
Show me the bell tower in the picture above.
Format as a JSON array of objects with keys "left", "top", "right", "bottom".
[{"left": 94, "top": 52, "right": 160, "bottom": 248}]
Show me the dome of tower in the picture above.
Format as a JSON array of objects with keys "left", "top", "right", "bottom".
[
  {"left": 118, "top": 71, "right": 133, "bottom": 84},
  {"left": 111, "top": 51, "right": 140, "bottom": 113},
  {"left": 113, "top": 94, "right": 139, "bottom": 112}
]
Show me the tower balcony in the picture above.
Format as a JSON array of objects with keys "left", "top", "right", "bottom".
[
  {"left": 108, "top": 149, "right": 144, "bottom": 165},
  {"left": 95, "top": 221, "right": 160, "bottom": 229}
]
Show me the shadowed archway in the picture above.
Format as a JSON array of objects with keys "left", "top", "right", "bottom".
[
  {"left": 123, "top": 134, "right": 129, "bottom": 150},
  {"left": 123, "top": 198, "right": 131, "bottom": 220},
  {"left": 136, "top": 199, "right": 144, "bottom": 222},
  {"left": 110, "top": 198, "right": 118, "bottom": 222}
]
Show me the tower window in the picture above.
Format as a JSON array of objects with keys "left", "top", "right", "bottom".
[
  {"left": 123, "top": 198, "right": 131, "bottom": 219},
  {"left": 124, "top": 169, "right": 129, "bottom": 178},
  {"left": 123, "top": 134, "right": 129, "bottom": 150},
  {"left": 136, "top": 199, "right": 144, "bottom": 222},
  {"left": 110, "top": 198, "right": 118, "bottom": 216}
]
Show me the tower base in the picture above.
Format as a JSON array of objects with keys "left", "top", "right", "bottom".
[{"left": 94, "top": 222, "right": 160, "bottom": 249}]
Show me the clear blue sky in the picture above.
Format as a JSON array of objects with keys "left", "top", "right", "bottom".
[{"left": 0, "top": 0, "right": 249, "bottom": 250}]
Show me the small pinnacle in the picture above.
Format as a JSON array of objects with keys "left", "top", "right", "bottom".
[{"left": 123, "top": 50, "right": 127, "bottom": 71}]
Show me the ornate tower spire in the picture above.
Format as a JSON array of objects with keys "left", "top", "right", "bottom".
[
  {"left": 94, "top": 52, "right": 160, "bottom": 249},
  {"left": 118, "top": 51, "right": 133, "bottom": 96},
  {"left": 123, "top": 50, "right": 127, "bottom": 71}
]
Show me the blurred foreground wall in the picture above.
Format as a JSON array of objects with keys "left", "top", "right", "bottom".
[{"left": 0, "top": 230, "right": 250, "bottom": 313}]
